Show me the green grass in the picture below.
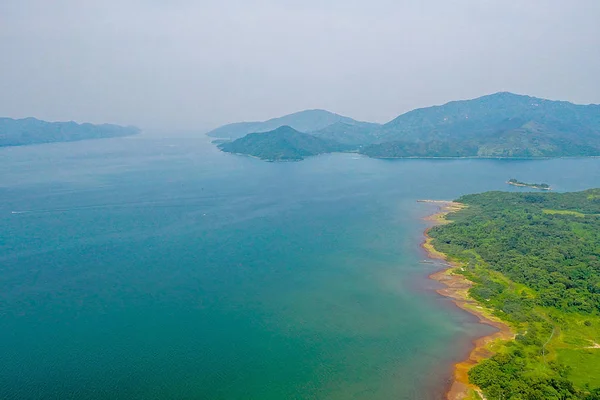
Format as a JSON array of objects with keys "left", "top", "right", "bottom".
[
  {"left": 467, "top": 390, "right": 484, "bottom": 400},
  {"left": 556, "top": 349, "right": 600, "bottom": 388},
  {"left": 552, "top": 314, "right": 600, "bottom": 347},
  {"left": 542, "top": 209, "right": 586, "bottom": 217}
]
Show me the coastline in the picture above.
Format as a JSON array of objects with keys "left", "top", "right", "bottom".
[{"left": 420, "top": 200, "right": 513, "bottom": 400}]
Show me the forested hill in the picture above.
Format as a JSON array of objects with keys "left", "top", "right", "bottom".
[
  {"left": 361, "top": 92, "right": 600, "bottom": 158},
  {"left": 217, "top": 126, "right": 347, "bottom": 161},
  {"left": 0, "top": 117, "right": 140, "bottom": 147},
  {"left": 429, "top": 189, "right": 600, "bottom": 399}
]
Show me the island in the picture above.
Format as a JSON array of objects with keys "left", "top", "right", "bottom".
[
  {"left": 423, "top": 189, "right": 600, "bottom": 400},
  {"left": 210, "top": 92, "right": 600, "bottom": 162},
  {"left": 507, "top": 178, "right": 551, "bottom": 190},
  {"left": 0, "top": 117, "right": 140, "bottom": 147}
]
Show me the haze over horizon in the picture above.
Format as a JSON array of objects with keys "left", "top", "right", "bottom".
[{"left": 1, "top": 1, "right": 599, "bottom": 132}]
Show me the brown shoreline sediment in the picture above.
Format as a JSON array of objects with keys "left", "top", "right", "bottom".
[{"left": 420, "top": 200, "right": 514, "bottom": 400}]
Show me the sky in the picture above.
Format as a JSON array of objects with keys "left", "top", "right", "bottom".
[{"left": 1, "top": 0, "right": 599, "bottom": 132}]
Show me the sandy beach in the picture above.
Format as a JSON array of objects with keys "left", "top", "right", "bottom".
[{"left": 420, "top": 200, "right": 514, "bottom": 400}]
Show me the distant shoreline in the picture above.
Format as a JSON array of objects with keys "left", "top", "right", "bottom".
[
  {"left": 215, "top": 146, "right": 600, "bottom": 162},
  {"left": 419, "top": 200, "right": 514, "bottom": 400},
  {"left": 373, "top": 155, "right": 600, "bottom": 160}
]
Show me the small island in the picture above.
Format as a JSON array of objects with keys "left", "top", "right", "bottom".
[{"left": 507, "top": 178, "right": 551, "bottom": 190}]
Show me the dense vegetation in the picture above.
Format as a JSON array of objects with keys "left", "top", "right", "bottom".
[
  {"left": 212, "top": 92, "right": 600, "bottom": 161},
  {"left": 0, "top": 117, "right": 140, "bottom": 147},
  {"left": 429, "top": 189, "right": 600, "bottom": 399},
  {"left": 368, "top": 92, "right": 600, "bottom": 158},
  {"left": 311, "top": 121, "right": 380, "bottom": 146},
  {"left": 508, "top": 179, "right": 551, "bottom": 190},
  {"left": 217, "top": 126, "right": 348, "bottom": 161}
]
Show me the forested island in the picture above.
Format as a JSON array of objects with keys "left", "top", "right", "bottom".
[
  {"left": 507, "top": 179, "right": 551, "bottom": 190},
  {"left": 211, "top": 92, "right": 600, "bottom": 161},
  {"left": 427, "top": 189, "right": 600, "bottom": 400}
]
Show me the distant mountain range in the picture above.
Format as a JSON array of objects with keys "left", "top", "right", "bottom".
[
  {"left": 0, "top": 117, "right": 140, "bottom": 147},
  {"left": 206, "top": 109, "right": 380, "bottom": 140},
  {"left": 213, "top": 92, "right": 600, "bottom": 161}
]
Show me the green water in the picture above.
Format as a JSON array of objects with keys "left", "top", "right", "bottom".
[{"left": 2, "top": 136, "right": 600, "bottom": 399}]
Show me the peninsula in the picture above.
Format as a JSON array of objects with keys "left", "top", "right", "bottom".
[
  {"left": 217, "top": 125, "right": 348, "bottom": 161},
  {"left": 423, "top": 189, "right": 600, "bottom": 400}
]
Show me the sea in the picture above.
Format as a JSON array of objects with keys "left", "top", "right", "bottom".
[{"left": 2, "top": 135, "right": 600, "bottom": 400}]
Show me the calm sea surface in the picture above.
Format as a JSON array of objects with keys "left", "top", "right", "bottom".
[{"left": 2, "top": 135, "right": 600, "bottom": 399}]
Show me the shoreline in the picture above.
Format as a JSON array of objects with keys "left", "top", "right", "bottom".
[{"left": 420, "top": 200, "right": 513, "bottom": 400}]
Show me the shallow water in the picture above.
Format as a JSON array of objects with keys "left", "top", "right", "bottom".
[{"left": 1, "top": 136, "right": 600, "bottom": 399}]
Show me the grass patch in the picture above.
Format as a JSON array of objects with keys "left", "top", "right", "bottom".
[
  {"left": 556, "top": 348, "right": 600, "bottom": 388},
  {"left": 542, "top": 209, "right": 586, "bottom": 217}
]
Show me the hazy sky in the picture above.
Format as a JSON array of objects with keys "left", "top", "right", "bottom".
[{"left": 1, "top": 1, "right": 599, "bottom": 131}]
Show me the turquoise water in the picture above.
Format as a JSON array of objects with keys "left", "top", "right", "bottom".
[{"left": 2, "top": 136, "right": 600, "bottom": 400}]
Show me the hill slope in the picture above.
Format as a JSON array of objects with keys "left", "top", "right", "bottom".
[
  {"left": 0, "top": 117, "right": 140, "bottom": 147},
  {"left": 207, "top": 109, "right": 376, "bottom": 139},
  {"left": 311, "top": 121, "right": 381, "bottom": 146},
  {"left": 362, "top": 92, "right": 600, "bottom": 157},
  {"left": 218, "top": 126, "right": 347, "bottom": 161}
]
